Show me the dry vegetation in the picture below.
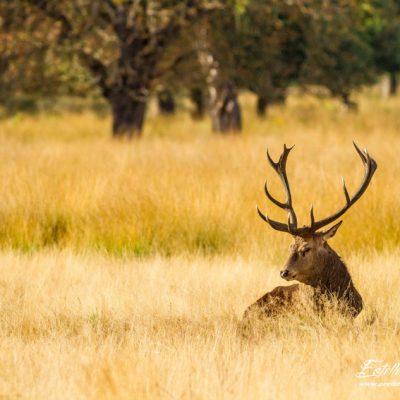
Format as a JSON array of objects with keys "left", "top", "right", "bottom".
[{"left": 0, "top": 92, "right": 399, "bottom": 399}]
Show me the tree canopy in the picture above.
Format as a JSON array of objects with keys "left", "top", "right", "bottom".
[{"left": 1, "top": 0, "right": 399, "bottom": 136}]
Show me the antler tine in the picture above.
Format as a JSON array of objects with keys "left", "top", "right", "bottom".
[
  {"left": 257, "top": 143, "right": 377, "bottom": 237},
  {"left": 353, "top": 140, "right": 367, "bottom": 163},
  {"left": 309, "top": 205, "right": 315, "bottom": 229},
  {"left": 310, "top": 142, "right": 377, "bottom": 232},
  {"left": 256, "top": 206, "right": 292, "bottom": 232},
  {"left": 263, "top": 145, "right": 298, "bottom": 229},
  {"left": 263, "top": 181, "right": 286, "bottom": 209},
  {"left": 341, "top": 177, "right": 350, "bottom": 205}
]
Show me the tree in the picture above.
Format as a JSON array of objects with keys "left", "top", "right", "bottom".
[
  {"left": 11, "top": 0, "right": 216, "bottom": 138},
  {"left": 234, "top": 0, "right": 307, "bottom": 117},
  {"left": 189, "top": 88, "right": 206, "bottom": 119},
  {"left": 0, "top": 1, "right": 93, "bottom": 109},
  {"left": 194, "top": 6, "right": 242, "bottom": 133},
  {"left": 300, "top": 1, "right": 375, "bottom": 109},
  {"left": 363, "top": 0, "right": 400, "bottom": 95}
]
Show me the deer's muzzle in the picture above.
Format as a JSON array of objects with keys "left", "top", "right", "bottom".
[{"left": 280, "top": 270, "right": 289, "bottom": 278}]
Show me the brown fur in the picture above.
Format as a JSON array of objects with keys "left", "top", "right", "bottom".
[
  {"left": 243, "top": 284, "right": 300, "bottom": 319},
  {"left": 243, "top": 223, "right": 363, "bottom": 320}
]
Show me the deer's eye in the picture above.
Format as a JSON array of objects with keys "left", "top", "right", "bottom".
[{"left": 301, "top": 248, "right": 311, "bottom": 257}]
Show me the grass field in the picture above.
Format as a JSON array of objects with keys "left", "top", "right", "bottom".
[{"left": 0, "top": 92, "right": 399, "bottom": 399}]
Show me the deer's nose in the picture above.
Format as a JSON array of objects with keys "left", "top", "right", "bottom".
[{"left": 280, "top": 270, "right": 289, "bottom": 278}]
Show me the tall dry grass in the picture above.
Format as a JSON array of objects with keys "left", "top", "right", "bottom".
[
  {"left": 0, "top": 93, "right": 399, "bottom": 258},
  {"left": 0, "top": 92, "right": 399, "bottom": 399},
  {"left": 0, "top": 251, "right": 399, "bottom": 399}
]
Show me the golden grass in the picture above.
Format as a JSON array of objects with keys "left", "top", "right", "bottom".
[
  {"left": 0, "top": 251, "right": 399, "bottom": 399},
  {"left": 0, "top": 93, "right": 399, "bottom": 257},
  {"left": 0, "top": 91, "right": 399, "bottom": 398}
]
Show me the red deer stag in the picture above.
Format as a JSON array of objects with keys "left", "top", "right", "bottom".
[{"left": 244, "top": 143, "right": 377, "bottom": 320}]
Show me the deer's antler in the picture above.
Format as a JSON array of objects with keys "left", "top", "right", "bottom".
[
  {"left": 257, "top": 144, "right": 298, "bottom": 233},
  {"left": 257, "top": 142, "right": 377, "bottom": 236}
]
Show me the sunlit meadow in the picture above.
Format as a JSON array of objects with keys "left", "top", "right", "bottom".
[{"left": 0, "top": 91, "right": 399, "bottom": 399}]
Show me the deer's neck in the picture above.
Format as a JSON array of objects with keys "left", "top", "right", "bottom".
[{"left": 310, "top": 246, "right": 363, "bottom": 316}]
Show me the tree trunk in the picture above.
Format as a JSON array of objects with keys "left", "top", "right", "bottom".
[
  {"left": 110, "top": 92, "right": 147, "bottom": 138},
  {"left": 157, "top": 90, "right": 175, "bottom": 115},
  {"left": 190, "top": 88, "right": 205, "bottom": 119},
  {"left": 210, "top": 80, "right": 241, "bottom": 133},
  {"left": 256, "top": 96, "right": 268, "bottom": 117},
  {"left": 341, "top": 93, "right": 358, "bottom": 112},
  {"left": 389, "top": 72, "right": 398, "bottom": 96},
  {"left": 195, "top": 21, "right": 242, "bottom": 133}
]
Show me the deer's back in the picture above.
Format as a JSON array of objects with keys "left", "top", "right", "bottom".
[{"left": 243, "top": 284, "right": 300, "bottom": 319}]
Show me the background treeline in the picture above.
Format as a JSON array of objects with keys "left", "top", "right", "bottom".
[{"left": 1, "top": 0, "right": 400, "bottom": 137}]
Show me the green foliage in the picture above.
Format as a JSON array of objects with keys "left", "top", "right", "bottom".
[
  {"left": 362, "top": 0, "right": 400, "bottom": 74},
  {"left": 233, "top": 0, "right": 306, "bottom": 102},
  {"left": 300, "top": 1, "right": 376, "bottom": 101},
  {"left": 234, "top": 0, "right": 251, "bottom": 16},
  {"left": 1, "top": 0, "right": 400, "bottom": 125}
]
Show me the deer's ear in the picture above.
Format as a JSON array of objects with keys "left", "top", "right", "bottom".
[{"left": 321, "top": 221, "right": 343, "bottom": 241}]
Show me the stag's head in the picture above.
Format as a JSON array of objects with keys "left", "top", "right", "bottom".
[{"left": 257, "top": 143, "right": 377, "bottom": 286}]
